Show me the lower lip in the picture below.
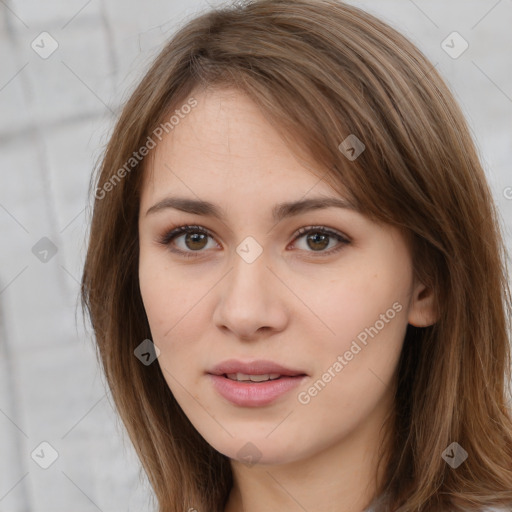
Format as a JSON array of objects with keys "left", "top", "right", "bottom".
[{"left": 208, "top": 374, "right": 307, "bottom": 407}]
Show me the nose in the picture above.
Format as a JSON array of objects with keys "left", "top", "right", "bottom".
[{"left": 212, "top": 249, "right": 289, "bottom": 341}]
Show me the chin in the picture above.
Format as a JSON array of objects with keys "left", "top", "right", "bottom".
[{"left": 204, "top": 432, "right": 309, "bottom": 467}]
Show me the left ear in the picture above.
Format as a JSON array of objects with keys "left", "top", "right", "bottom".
[{"left": 407, "top": 280, "right": 438, "bottom": 327}]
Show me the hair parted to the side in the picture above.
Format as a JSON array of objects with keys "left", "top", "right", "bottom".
[{"left": 80, "top": 0, "right": 512, "bottom": 511}]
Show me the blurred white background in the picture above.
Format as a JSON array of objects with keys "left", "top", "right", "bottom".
[{"left": 0, "top": 0, "right": 511, "bottom": 510}]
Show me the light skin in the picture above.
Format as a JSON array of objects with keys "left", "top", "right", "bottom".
[{"left": 138, "top": 86, "right": 436, "bottom": 512}]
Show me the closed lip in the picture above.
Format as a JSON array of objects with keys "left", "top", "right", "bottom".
[{"left": 208, "top": 359, "right": 308, "bottom": 377}]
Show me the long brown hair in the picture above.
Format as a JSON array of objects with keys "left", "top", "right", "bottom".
[{"left": 80, "top": 1, "right": 512, "bottom": 510}]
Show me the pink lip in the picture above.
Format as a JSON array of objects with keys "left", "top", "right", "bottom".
[
  {"left": 208, "top": 359, "right": 307, "bottom": 377},
  {"left": 208, "top": 374, "right": 307, "bottom": 407},
  {"left": 207, "top": 359, "right": 308, "bottom": 407}
]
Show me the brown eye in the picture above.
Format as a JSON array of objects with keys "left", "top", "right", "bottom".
[
  {"left": 159, "top": 225, "right": 218, "bottom": 258},
  {"left": 158, "top": 224, "right": 350, "bottom": 259},
  {"left": 305, "top": 232, "right": 330, "bottom": 251},
  {"left": 292, "top": 226, "right": 350, "bottom": 255},
  {"left": 183, "top": 232, "right": 208, "bottom": 251}
]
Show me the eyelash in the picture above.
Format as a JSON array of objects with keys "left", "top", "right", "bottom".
[{"left": 157, "top": 224, "right": 350, "bottom": 259}]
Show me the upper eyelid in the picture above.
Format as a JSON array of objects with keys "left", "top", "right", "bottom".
[{"left": 160, "top": 224, "right": 350, "bottom": 248}]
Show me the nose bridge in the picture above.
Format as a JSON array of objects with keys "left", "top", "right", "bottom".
[
  {"left": 227, "top": 237, "right": 272, "bottom": 304},
  {"left": 213, "top": 238, "right": 287, "bottom": 337}
]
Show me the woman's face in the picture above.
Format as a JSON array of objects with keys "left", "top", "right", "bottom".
[{"left": 138, "top": 87, "right": 433, "bottom": 467}]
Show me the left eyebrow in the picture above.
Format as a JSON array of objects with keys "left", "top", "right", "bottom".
[{"left": 145, "top": 195, "right": 360, "bottom": 223}]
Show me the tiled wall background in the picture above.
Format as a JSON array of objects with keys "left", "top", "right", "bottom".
[{"left": 0, "top": 0, "right": 511, "bottom": 511}]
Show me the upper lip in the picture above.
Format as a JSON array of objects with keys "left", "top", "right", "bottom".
[{"left": 208, "top": 359, "right": 308, "bottom": 377}]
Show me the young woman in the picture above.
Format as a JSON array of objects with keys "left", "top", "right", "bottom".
[{"left": 81, "top": 1, "right": 512, "bottom": 511}]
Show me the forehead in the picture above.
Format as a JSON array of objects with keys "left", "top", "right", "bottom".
[{"left": 140, "top": 87, "right": 346, "bottom": 207}]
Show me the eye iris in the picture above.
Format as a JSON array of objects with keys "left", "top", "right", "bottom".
[
  {"left": 172, "top": 228, "right": 339, "bottom": 253},
  {"left": 307, "top": 232, "right": 329, "bottom": 251},
  {"left": 186, "top": 232, "right": 208, "bottom": 250}
]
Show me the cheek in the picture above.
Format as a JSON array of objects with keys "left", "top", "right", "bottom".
[
  {"left": 298, "top": 281, "right": 407, "bottom": 428},
  {"left": 309, "top": 268, "right": 407, "bottom": 344},
  {"left": 138, "top": 254, "right": 211, "bottom": 375},
  {"left": 300, "top": 259, "right": 410, "bottom": 399},
  {"left": 138, "top": 270, "right": 173, "bottom": 337},
  {"left": 139, "top": 252, "right": 194, "bottom": 332}
]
